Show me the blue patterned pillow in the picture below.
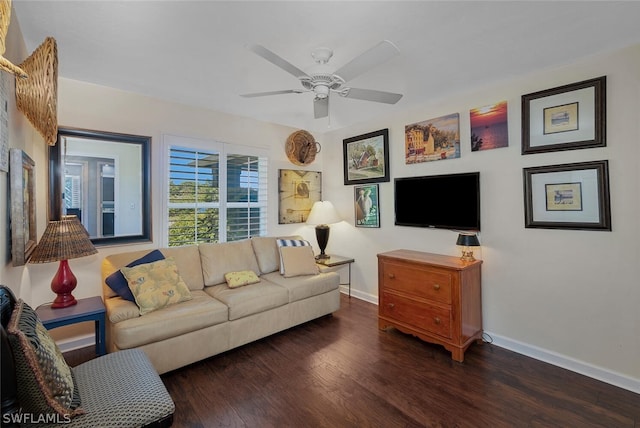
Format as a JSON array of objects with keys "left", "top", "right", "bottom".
[
  {"left": 276, "top": 239, "right": 311, "bottom": 274},
  {"left": 105, "top": 250, "right": 165, "bottom": 301}
]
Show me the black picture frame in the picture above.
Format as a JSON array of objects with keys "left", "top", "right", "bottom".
[
  {"left": 343, "top": 129, "right": 390, "bottom": 185},
  {"left": 354, "top": 183, "right": 380, "bottom": 228},
  {"left": 523, "top": 160, "right": 611, "bottom": 231},
  {"left": 522, "top": 76, "right": 606, "bottom": 154}
]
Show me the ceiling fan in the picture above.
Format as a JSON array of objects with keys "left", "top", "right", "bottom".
[{"left": 241, "top": 40, "right": 403, "bottom": 119}]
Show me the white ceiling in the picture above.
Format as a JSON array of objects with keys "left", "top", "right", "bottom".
[{"left": 12, "top": 1, "right": 640, "bottom": 133}]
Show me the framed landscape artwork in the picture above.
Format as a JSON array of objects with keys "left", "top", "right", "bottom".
[
  {"left": 470, "top": 101, "right": 509, "bottom": 151},
  {"left": 278, "top": 169, "right": 322, "bottom": 224},
  {"left": 523, "top": 160, "right": 611, "bottom": 231},
  {"left": 10, "top": 149, "right": 37, "bottom": 266},
  {"left": 522, "top": 76, "right": 606, "bottom": 154},
  {"left": 405, "top": 113, "right": 460, "bottom": 164},
  {"left": 343, "top": 129, "right": 389, "bottom": 185}
]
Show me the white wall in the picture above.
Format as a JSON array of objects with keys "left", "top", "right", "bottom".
[{"left": 321, "top": 44, "right": 640, "bottom": 391}]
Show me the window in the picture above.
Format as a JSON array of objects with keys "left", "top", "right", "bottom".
[{"left": 164, "top": 135, "right": 268, "bottom": 247}]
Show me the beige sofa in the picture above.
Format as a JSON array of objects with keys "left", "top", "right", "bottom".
[{"left": 101, "top": 236, "right": 340, "bottom": 374}]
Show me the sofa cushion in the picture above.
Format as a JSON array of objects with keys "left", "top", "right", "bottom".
[
  {"left": 225, "top": 270, "right": 261, "bottom": 288},
  {"left": 205, "top": 281, "right": 288, "bottom": 321},
  {"left": 112, "top": 290, "right": 228, "bottom": 349},
  {"left": 7, "top": 300, "right": 83, "bottom": 419},
  {"left": 121, "top": 257, "right": 193, "bottom": 315},
  {"left": 105, "top": 250, "right": 165, "bottom": 302},
  {"left": 251, "top": 235, "right": 302, "bottom": 274},
  {"left": 200, "top": 239, "right": 260, "bottom": 286},
  {"left": 280, "top": 246, "right": 319, "bottom": 278},
  {"left": 102, "top": 245, "right": 204, "bottom": 299},
  {"left": 276, "top": 238, "right": 312, "bottom": 274},
  {"left": 262, "top": 271, "right": 340, "bottom": 303}
]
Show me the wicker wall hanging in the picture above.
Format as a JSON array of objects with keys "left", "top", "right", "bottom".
[
  {"left": 0, "top": 0, "right": 27, "bottom": 78},
  {"left": 16, "top": 37, "right": 58, "bottom": 145},
  {"left": 285, "top": 130, "right": 321, "bottom": 166}
]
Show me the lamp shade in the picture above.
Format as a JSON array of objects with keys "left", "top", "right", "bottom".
[
  {"left": 29, "top": 215, "right": 97, "bottom": 263},
  {"left": 29, "top": 215, "right": 97, "bottom": 308},
  {"left": 456, "top": 233, "right": 480, "bottom": 247},
  {"left": 306, "top": 201, "right": 341, "bottom": 225}
]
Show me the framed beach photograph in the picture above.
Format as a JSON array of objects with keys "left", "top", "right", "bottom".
[
  {"left": 405, "top": 113, "right": 460, "bottom": 164},
  {"left": 10, "top": 149, "right": 37, "bottom": 266},
  {"left": 343, "top": 129, "right": 389, "bottom": 185},
  {"left": 522, "top": 76, "right": 606, "bottom": 154},
  {"left": 354, "top": 184, "right": 380, "bottom": 228},
  {"left": 523, "top": 160, "right": 611, "bottom": 231}
]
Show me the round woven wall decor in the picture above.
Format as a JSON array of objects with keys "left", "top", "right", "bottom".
[{"left": 285, "top": 130, "right": 321, "bottom": 166}]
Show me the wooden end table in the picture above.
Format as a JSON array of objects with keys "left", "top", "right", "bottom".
[{"left": 36, "top": 296, "right": 107, "bottom": 356}]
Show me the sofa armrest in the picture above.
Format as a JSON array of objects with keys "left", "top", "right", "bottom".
[{"left": 105, "top": 298, "right": 140, "bottom": 323}]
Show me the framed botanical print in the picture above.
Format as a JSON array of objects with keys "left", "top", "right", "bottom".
[
  {"left": 278, "top": 169, "right": 321, "bottom": 224},
  {"left": 354, "top": 184, "right": 380, "bottom": 228},
  {"left": 522, "top": 76, "right": 606, "bottom": 154},
  {"left": 523, "top": 160, "right": 611, "bottom": 231}
]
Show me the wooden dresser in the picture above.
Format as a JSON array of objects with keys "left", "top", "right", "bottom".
[{"left": 377, "top": 249, "right": 482, "bottom": 362}]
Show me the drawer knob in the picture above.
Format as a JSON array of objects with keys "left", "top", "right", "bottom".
[
  {"left": 434, "top": 317, "right": 441, "bottom": 325},
  {"left": 387, "top": 303, "right": 395, "bottom": 309},
  {"left": 433, "top": 284, "right": 441, "bottom": 291},
  {"left": 388, "top": 273, "right": 395, "bottom": 279}
]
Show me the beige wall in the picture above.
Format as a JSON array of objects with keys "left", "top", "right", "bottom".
[
  {"left": 322, "top": 44, "right": 640, "bottom": 391},
  {"left": 1, "top": 12, "right": 638, "bottom": 392}
]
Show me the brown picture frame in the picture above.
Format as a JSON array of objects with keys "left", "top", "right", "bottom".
[
  {"left": 523, "top": 160, "right": 611, "bottom": 231},
  {"left": 10, "top": 149, "right": 37, "bottom": 266},
  {"left": 522, "top": 76, "right": 606, "bottom": 154}
]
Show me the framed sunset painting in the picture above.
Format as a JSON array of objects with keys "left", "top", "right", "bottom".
[{"left": 470, "top": 101, "right": 509, "bottom": 151}]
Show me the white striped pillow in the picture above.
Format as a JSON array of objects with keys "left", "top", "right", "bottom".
[{"left": 276, "top": 239, "right": 312, "bottom": 274}]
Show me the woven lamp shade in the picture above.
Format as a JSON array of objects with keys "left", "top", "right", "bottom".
[{"left": 29, "top": 215, "right": 97, "bottom": 263}]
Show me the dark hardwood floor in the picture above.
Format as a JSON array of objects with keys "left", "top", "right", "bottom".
[{"left": 66, "top": 294, "right": 639, "bottom": 427}]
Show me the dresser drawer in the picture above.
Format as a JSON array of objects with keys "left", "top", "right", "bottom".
[
  {"left": 381, "top": 261, "right": 452, "bottom": 304},
  {"left": 380, "top": 292, "right": 452, "bottom": 339}
]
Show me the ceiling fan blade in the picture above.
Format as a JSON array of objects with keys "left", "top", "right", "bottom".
[
  {"left": 340, "top": 87, "right": 403, "bottom": 104},
  {"left": 247, "top": 44, "right": 309, "bottom": 79},
  {"left": 334, "top": 40, "right": 400, "bottom": 82},
  {"left": 241, "top": 89, "right": 305, "bottom": 98},
  {"left": 314, "top": 97, "right": 329, "bottom": 119}
]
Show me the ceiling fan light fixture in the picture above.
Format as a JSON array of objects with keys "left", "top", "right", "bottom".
[{"left": 314, "top": 84, "right": 329, "bottom": 98}]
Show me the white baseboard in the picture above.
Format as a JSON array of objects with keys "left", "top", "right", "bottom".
[
  {"left": 56, "top": 334, "right": 95, "bottom": 353},
  {"left": 486, "top": 331, "right": 640, "bottom": 394}
]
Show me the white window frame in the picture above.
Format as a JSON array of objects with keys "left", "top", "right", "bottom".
[{"left": 161, "top": 134, "right": 268, "bottom": 247}]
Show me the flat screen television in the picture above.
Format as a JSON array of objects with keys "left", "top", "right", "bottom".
[{"left": 394, "top": 172, "right": 480, "bottom": 231}]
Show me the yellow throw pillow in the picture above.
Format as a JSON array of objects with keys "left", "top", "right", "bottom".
[
  {"left": 224, "top": 270, "right": 261, "bottom": 288},
  {"left": 280, "top": 246, "right": 319, "bottom": 278},
  {"left": 121, "top": 257, "right": 192, "bottom": 315}
]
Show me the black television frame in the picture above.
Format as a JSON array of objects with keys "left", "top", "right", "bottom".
[{"left": 394, "top": 171, "right": 480, "bottom": 231}]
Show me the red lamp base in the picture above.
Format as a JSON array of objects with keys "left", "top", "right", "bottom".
[{"left": 51, "top": 259, "right": 78, "bottom": 309}]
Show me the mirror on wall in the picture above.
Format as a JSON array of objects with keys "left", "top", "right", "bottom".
[{"left": 49, "top": 128, "right": 152, "bottom": 245}]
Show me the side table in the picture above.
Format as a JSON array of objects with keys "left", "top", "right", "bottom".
[
  {"left": 316, "top": 255, "right": 355, "bottom": 297},
  {"left": 36, "top": 296, "right": 107, "bottom": 356}
]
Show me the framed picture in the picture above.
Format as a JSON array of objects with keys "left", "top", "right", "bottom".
[
  {"left": 354, "top": 184, "right": 380, "bottom": 228},
  {"left": 10, "top": 149, "right": 37, "bottom": 266},
  {"left": 278, "top": 169, "right": 321, "bottom": 224},
  {"left": 470, "top": 101, "right": 509, "bottom": 151},
  {"left": 405, "top": 113, "right": 460, "bottom": 164},
  {"left": 523, "top": 160, "right": 611, "bottom": 231},
  {"left": 343, "top": 129, "right": 389, "bottom": 185},
  {"left": 522, "top": 76, "right": 606, "bottom": 154}
]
